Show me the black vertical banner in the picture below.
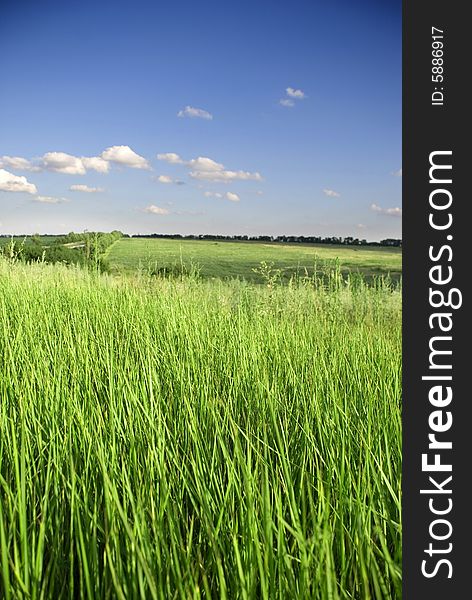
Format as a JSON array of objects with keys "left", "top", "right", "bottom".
[{"left": 404, "top": 2, "right": 469, "bottom": 598}]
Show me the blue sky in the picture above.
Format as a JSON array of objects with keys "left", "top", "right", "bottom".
[{"left": 0, "top": 0, "right": 401, "bottom": 240}]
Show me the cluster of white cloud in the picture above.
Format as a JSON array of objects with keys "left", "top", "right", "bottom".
[
  {"left": 70, "top": 184, "right": 104, "bottom": 193},
  {"left": 188, "top": 157, "right": 224, "bottom": 172},
  {"left": 101, "top": 146, "right": 150, "bottom": 170},
  {"left": 0, "top": 168, "right": 71, "bottom": 204},
  {"left": 143, "top": 205, "right": 170, "bottom": 215},
  {"left": 155, "top": 174, "right": 185, "bottom": 185},
  {"left": 156, "top": 152, "right": 184, "bottom": 164},
  {"left": 0, "top": 146, "right": 149, "bottom": 177},
  {"left": 157, "top": 152, "right": 262, "bottom": 183},
  {"left": 156, "top": 175, "right": 173, "bottom": 184},
  {"left": 287, "top": 87, "right": 305, "bottom": 99},
  {"left": 0, "top": 169, "right": 37, "bottom": 194},
  {"left": 142, "top": 204, "right": 205, "bottom": 217},
  {"left": 393, "top": 168, "right": 402, "bottom": 177},
  {"left": 177, "top": 92, "right": 305, "bottom": 117},
  {"left": 279, "top": 87, "right": 306, "bottom": 108},
  {"left": 323, "top": 188, "right": 340, "bottom": 198},
  {"left": 2, "top": 147, "right": 257, "bottom": 214},
  {"left": 371, "top": 203, "right": 402, "bottom": 217},
  {"left": 40, "top": 152, "right": 97, "bottom": 175},
  {"left": 225, "top": 192, "right": 240, "bottom": 202},
  {"left": 191, "top": 169, "right": 261, "bottom": 182},
  {"left": 0, "top": 146, "right": 152, "bottom": 207},
  {"left": 177, "top": 106, "right": 213, "bottom": 120},
  {"left": 0, "top": 156, "right": 40, "bottom": 172},
  {"left": 204, "top": 191, "right": 239, "bottom": 202}
]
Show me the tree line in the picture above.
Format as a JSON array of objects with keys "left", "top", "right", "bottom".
[
  {"left": 130, "top": 233, "right": 402, "bottom": 247},
  {"left": 1, "top": 231, "right": 402, "bottom": 251}
]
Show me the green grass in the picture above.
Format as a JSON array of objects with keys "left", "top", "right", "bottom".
[
  {"left": 0, "top": 257, "right": 401, "bottom": 598},
  {"left": 105, "top": 238, "right": 402, "bottom": 283}
]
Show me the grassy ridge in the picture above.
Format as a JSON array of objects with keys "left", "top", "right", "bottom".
[
  {"left": 0, "top": 258, "right": 401, "bottom": 598},
  {"left": 106, "top": 238, "right": 402, "bottom": 283}
]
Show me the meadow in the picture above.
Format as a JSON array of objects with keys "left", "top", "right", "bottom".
[
  {"left": 105, "top": 238, "right": 402, "bottom": 284},
  {"left": 0, "top": 242, "right": 402, "bottom": 599}
]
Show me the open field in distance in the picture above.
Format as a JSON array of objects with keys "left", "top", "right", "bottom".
[{"left": 105, "top": 238, "right": 402, "bottom": 283}]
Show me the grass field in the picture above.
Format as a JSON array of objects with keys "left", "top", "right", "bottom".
[
  {"left": 0, "top": 254, "right": 401, "bottom": 599},
  {"left": 106, "top": 238, "right": 402, "bottom": 284}
]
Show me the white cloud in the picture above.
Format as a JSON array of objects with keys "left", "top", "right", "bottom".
[
  {"left": 204, "top": 190, "right": 241, "bottom": 200},
  {"left": 190, "top": 169, "right": 262, "bottom": 182},
  {"left": 1, "top": 152, "right": 110, "bottom": 175},
  {"left": 226, "top": 192, "right": 240, "bottom": 202},
  {"left": 141, "top": 203, "right": 203, "bottom": 217},
  {"left": 0, "top": 169, "right": 37, "bottom": 194},
  {"left": 157, "top": 151, "right": 263, "bottom": 184},
  {"left": 286, "top": 87, "right": 305, "bottom": 99},
  {"left": 279, "top": 99, "right": 295, "bottom": 107},
  {"left": 323, "top": 188, "right": 341, "bottom": 198},
  {"left": 2, "top": 146, "right": 149, "bottom": 177},
  {"left": 187, "top": 156, "right": 225, "bottom": 172},
  {"left": 177, "top": 106, "right": 213, "bottom": 120},
  {"left": 70, "top": 184, "right": 104, "bottom": 193},
  {"left": 101, "top": 145, "right": 150, "bottom": 170},
  {"left": 370, "top": 203, "right": 402, "bottom": 217},
  {"left": 157, "top": 152, "right": 184, "bottom": 164},
  {"left": 393, "top": 168, "right": 402, "bottom": 177},
  {"left": 153, "top": 174, "right": 185, "bottom": 185},
  {"left": 156, "top": 175, "right": 173, "bottom": 184},
  {"left": 81, "top": 156, "right": 110, "bottom": 173},
  {"left": 34, "top": 195, "right": 67, "bottom": 204},
  {"left": 0, "top": 156, "right": 40, "bottom": 172},
  {"left": 41, "top": 152, "right": 86, "bottom": 175},
  {"left": 143, "top": 204, "right": 170, "bottom": 215}
]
